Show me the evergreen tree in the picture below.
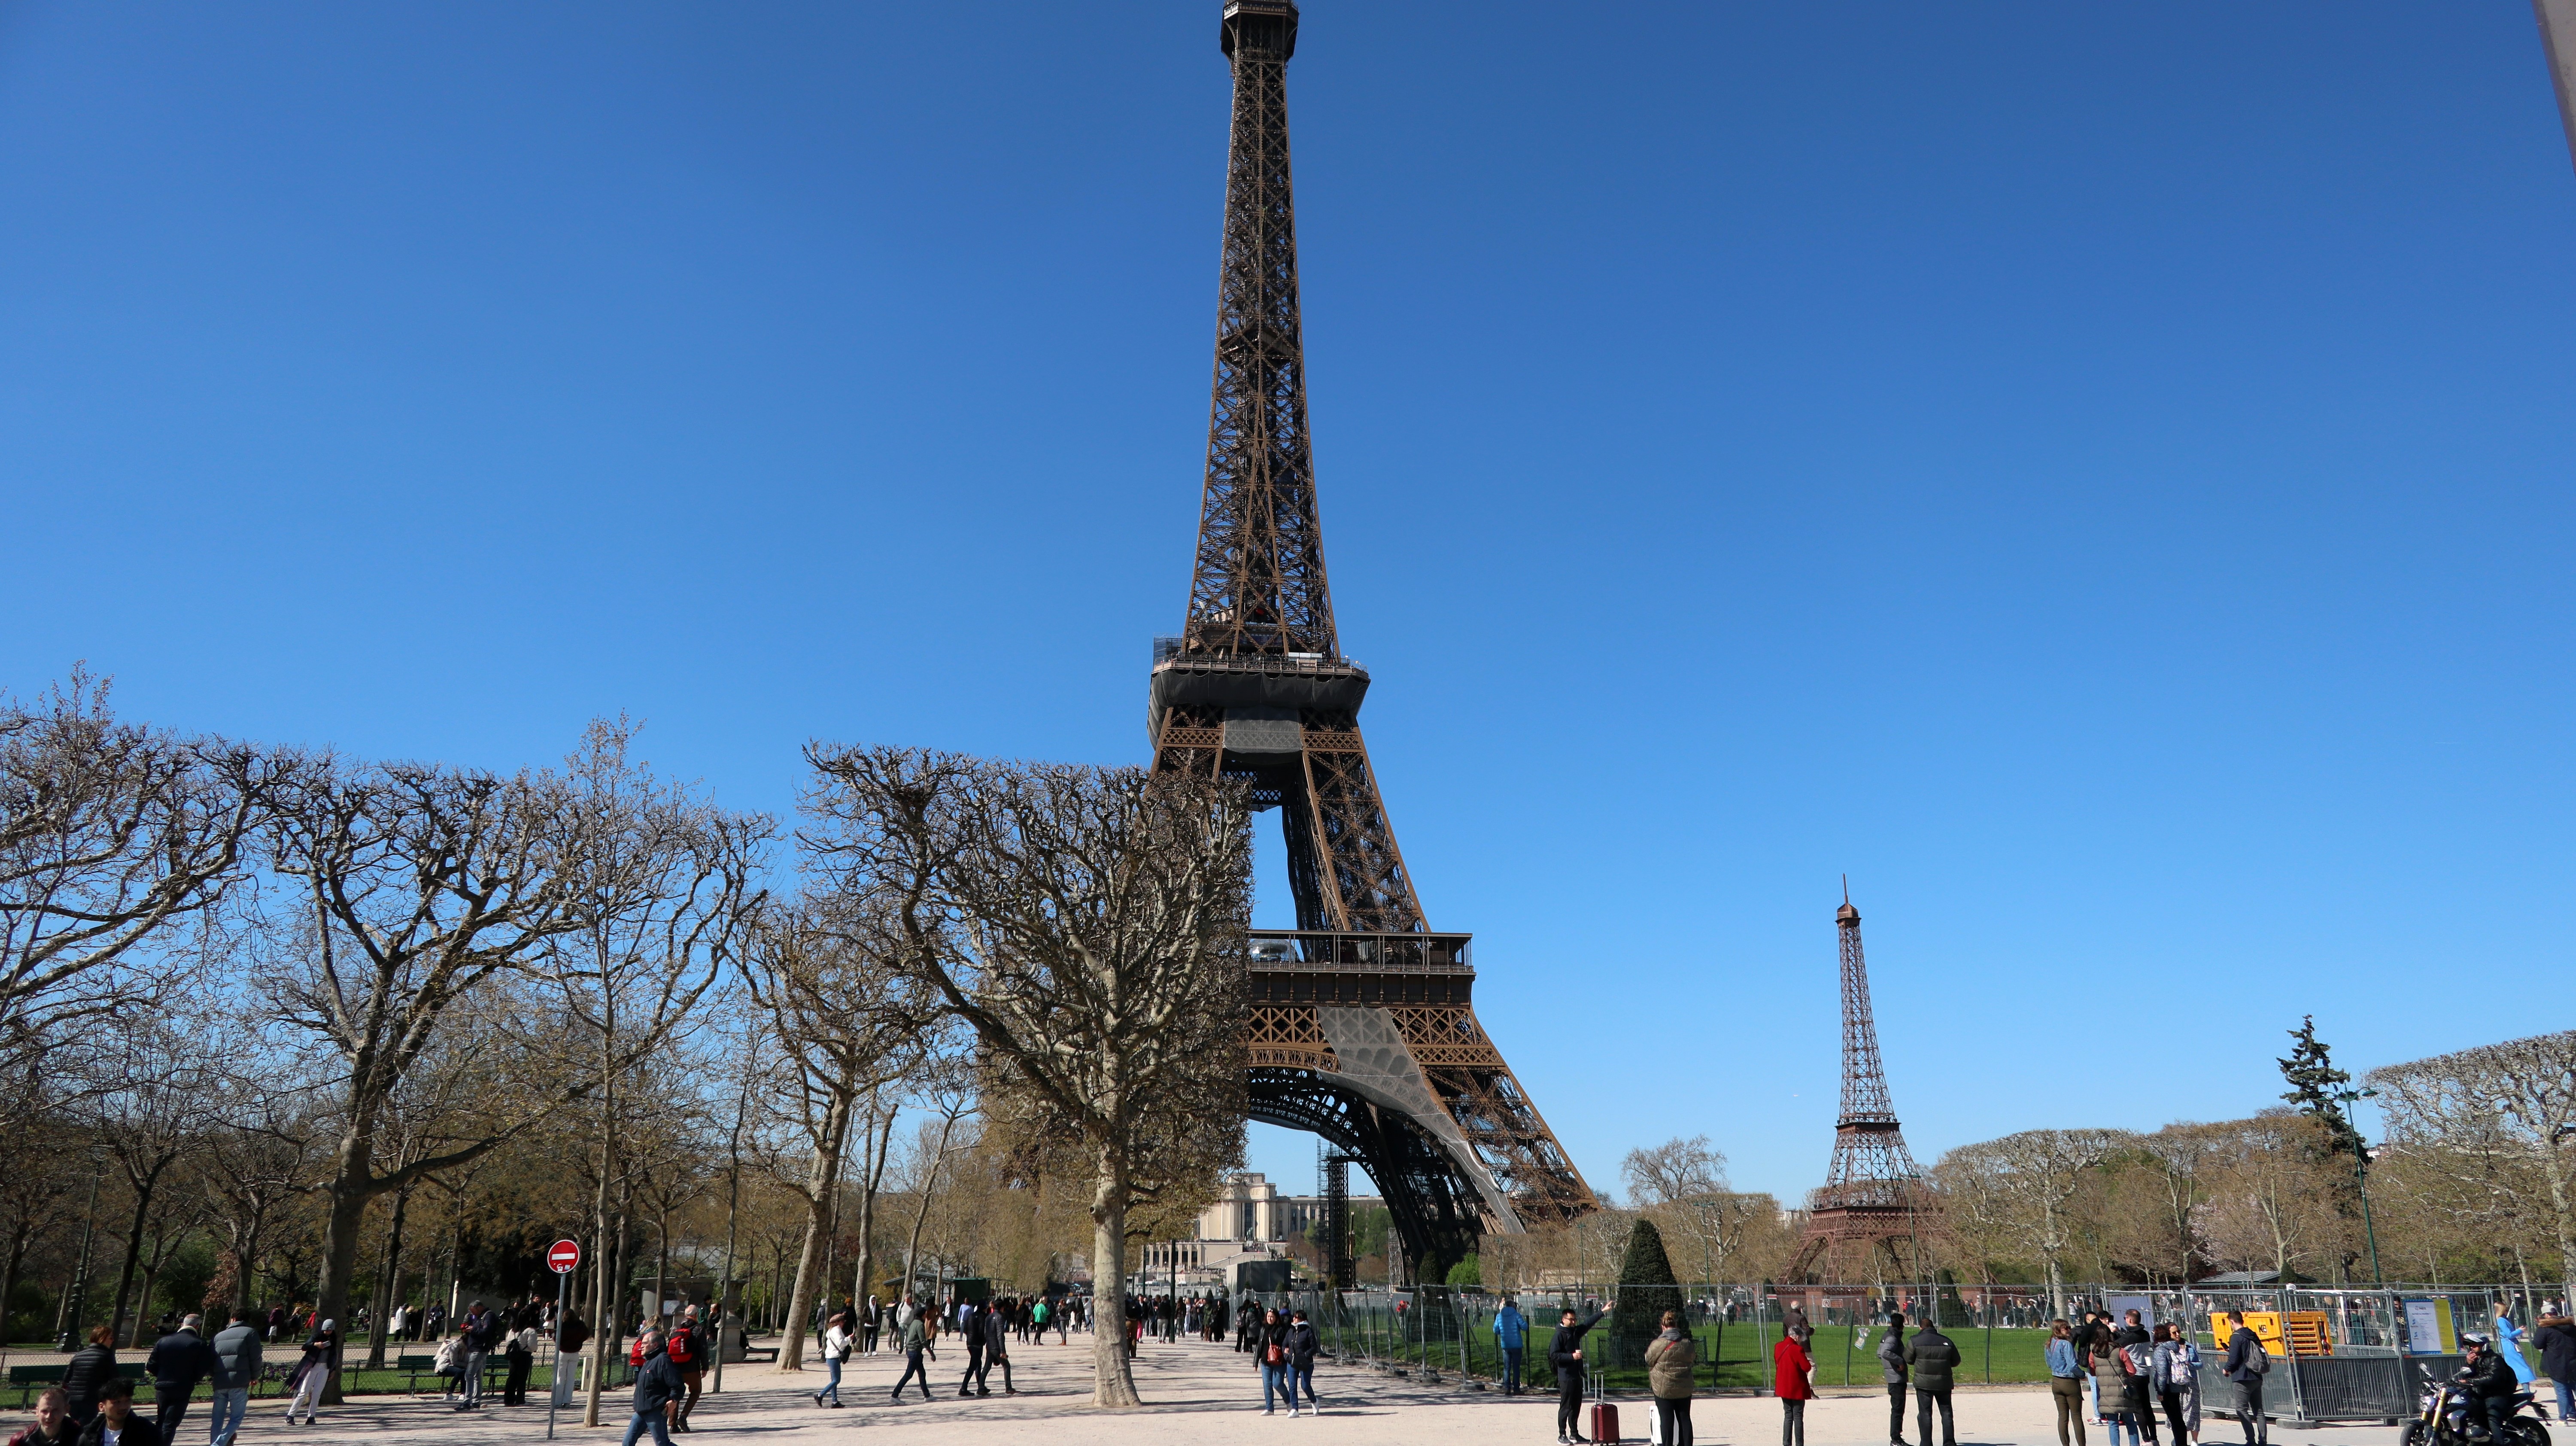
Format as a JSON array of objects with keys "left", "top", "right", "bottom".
[
  {"left": 1609, "top": 1218, "right": 1684, "bottom": 1344},
  {"left": 2277, "top": 1015, "right": 2365, "bottom": 1158}
]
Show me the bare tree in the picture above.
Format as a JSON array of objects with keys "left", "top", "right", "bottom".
[
  {"left": 2370, "top": 1030, "right": 2576, "bottom": 1295},
  {"left": 1620, "top": 1136, "right": 1766, "bottom": 1285},
  {"left": 82, "top": 1023, "right": 221, "bottom": 1344},
  {"left": 0, "top": 672, "right": 269, "bottom": 1055},
  {"left": 2196, "top": 1114, "right": 2352, "bottom": 1279},
  {"left": 539, "top": 720, "right": 765, "bottom": 1428},
  {"left": 1929, "top": 1128, "right": 2127, "bottom": 1317},
  {"left": 801, "top": 748, "right": 1251, "bottom": 1408},
  {"left": 740, "top": 903, "right": 933, "bottom": 1373}
]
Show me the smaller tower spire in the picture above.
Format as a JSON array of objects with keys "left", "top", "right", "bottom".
[{"left": 1792, "top": 884, "right": 1926, "bottom": 1279}]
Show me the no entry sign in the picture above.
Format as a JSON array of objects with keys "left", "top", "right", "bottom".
[{"left": 547, "top": 1238, "right": 582, "bottom": 1275}]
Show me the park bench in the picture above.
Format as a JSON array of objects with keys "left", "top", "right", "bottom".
[
  {"left": 397, "top": 1354, "right": 440, "bottom": 1392},
  {"left": 8, "top": 1365, "right": 64, "bottom": 1407},
  {"left": 737, "top": 1345, "right": 779, "bottom": 1364}
]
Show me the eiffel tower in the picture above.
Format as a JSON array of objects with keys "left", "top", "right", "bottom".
[
  {"left": 1791, "top": 886, "right": 1928, "bottom": 1279},
  {"left": 1148, "top": 0, "right": 1596, "bottom": 1283}
]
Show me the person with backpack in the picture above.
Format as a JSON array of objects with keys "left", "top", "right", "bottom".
[
  {"left": 1906, "top": 1317, "right": 1963, "bottom": 1446},
  {"left": 504, "top": 1319, "right": 537, "bottom": 1407},
  {"left": 810, "top": 1310, "right": 852, "bottom": 1409},
  {"left": 667, "top": 1304, "right": 705, "bottom": 1430},
  {"left": 2221, "top": 1318, "right": 2268, "bottom": 1446},
  {"left": 2150, "top": 1324, "right": 2199, "bottom": 1445},
  {"left": 2092, "top": 1325, "right": 2139, "bottom": 1446},
  {"left": 1880, "top": 1311, "right": 1913, "bottom": 1446}
]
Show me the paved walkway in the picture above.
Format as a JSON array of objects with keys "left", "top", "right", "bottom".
[{"left": 94, "top": 1336, "right": 2417, "bottom": 1446}]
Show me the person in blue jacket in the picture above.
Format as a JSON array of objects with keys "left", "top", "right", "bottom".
[{"left": 1494, "top": 1298, "right": 1529, "bottom": 1396}]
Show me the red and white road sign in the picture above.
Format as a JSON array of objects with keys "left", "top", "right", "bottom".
[{"left": 547, "top": 1239, "right": 582, "bottom": 1275}]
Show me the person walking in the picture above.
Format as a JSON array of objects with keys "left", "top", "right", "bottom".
[
  {"left": 1287, "top": 1308, "right": 1322, "bottom": 1415},
  {"left": 75, "top": 1380, "right": 160, "bottom": 1446},
  {"left": 140, "top": 1315, "right": 213, "bottom": 1445},
  {"left": 889, "top": 1308, "right": 934, "bottom": 1403},
  {"left": 1645, "top": 1310, "right": 1697, "bottom": 1446},
  {"left": 208, "top": 1309, "right": 262, "bottom": 1446},
  {"left": 1495, "top": 1297, "right": 1529, "bottom": 1396},
  {"left": 668, "top": 1305, "right": 706, "bottom": 1430},
  {"left": 8, "top": 1389, "right": 79, "bottom": 1446},
  {"left": 2220, "top": 1317, "right": 2268, "bottom": 1446},
  {"left": 1776, "top": 1323, "right": 1815, "bottom": 1446},
  {"left": 1880, "top": 1312, "right": 1912, "bottom": 1446},
  {"left": 2047, "top": 1319, "right": 2087, "bottom": 1446},
  {"left": 809, "top": 1310, "right": 851, "bottom": 1408},
  {"left": 283, "top": 1318, "right": 339, "bottom": 1427},
  {"left": 2533, "top": 1311, "right": 2576, "bottom": 1425},
  {"left": 1552, "top": 1298, "right": 1612, "bottom": 1446},
  {"left": 1906, "top": 1315, "right": 1962, "bottom": 1446},
  {"left": 958, "top": 1301, "right": 990, "bottom": 1397},
  {"left": 1255, "top": 1308, "right": 1291, "bottom": 1416},
  {"left": 622, "top": 1332, "right": 684, "bottom": 1446},
  {"left": 982, "top": 1300, "right": 1015, "bottom": 1396},
  {"left": 61, "top": 1328, "right": 116, "bottom": 1429}
]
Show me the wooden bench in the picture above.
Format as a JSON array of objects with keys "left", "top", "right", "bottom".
[
  {"left": 8, "top": 1366, "right": 65, "bottom": 1407},
  {"left": 395, "top": 1354, "right": 444, "bottom": 1392},
  {"left": 736, "top": 1346, "right": 779, "bottom": 1364}
]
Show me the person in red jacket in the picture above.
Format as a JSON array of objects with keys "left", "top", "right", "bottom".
[{"left": 1776, "top": 1324, "right": 1817, "bottom": 1446}]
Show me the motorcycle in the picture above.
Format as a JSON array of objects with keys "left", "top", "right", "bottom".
[{"left": 2400, "top": 1364, "right": 2552, "bottom": 1446}]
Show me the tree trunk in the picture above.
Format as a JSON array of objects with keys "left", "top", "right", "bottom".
[
  {"left": 851, "top": 1107, "right": 893, "bottom": 1317},
  {"left": 1090, "top": 1145, "right": 1138, "bottom": 1408},
  {"left": 310, "top": 1151, "right": 374, "bottom": 1408},
  {"left": 107, "top": 1184, "right": 155, "bottom": 1348},
  {"left": 0, "top": 1220, "right": 32, "bottom": 1346},
  {"left": 777, "top": 1091, "right": 852, "bottom": 1374},
  {"left": 901, "top": 1109, "right": 960, "bottom": 1299},
  {"left": 652, "top": 1211, "right": 671, "bottom": 1333},
  {"left": 365, "top": 1186, "right": 411, "bottom": 1368}
]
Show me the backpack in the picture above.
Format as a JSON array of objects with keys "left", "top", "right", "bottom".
[
  {"left": 2166, "top": 1346, "right": 2194, "bottom": 1388},
  {"left": 630, "top": 1335, "right": 648, "bottom": 1366},
  {"left": 2249, "top": 1337, "right": 2269, "bottom": 1374},
  {"left": 666, "top": 1325, "right": 693, "bottom": 1365},
  {"left": 2120, "top": 1343, "right": 2156, "bottom": 1379}
]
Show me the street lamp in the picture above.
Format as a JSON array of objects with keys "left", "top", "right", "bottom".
[{"left": 2333, "top": 1088, "right": 2383, "bottom": 1286}]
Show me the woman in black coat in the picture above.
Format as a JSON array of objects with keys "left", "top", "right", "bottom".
[{"left": 59, "top": 1328, "right": 116, "bottom": 1427}]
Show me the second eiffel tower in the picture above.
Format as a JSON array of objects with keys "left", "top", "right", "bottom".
[{"left": 1147, "top": 0, "right": 1597, "bottom": 1284}]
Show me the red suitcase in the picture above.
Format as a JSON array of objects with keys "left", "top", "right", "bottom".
[{"left": 1588, "top": 1401, "right": 1620, "bottom": 1444}]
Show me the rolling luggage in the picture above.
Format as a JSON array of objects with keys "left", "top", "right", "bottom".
[{"left": 1588, "top": 1372, "right": 1619, "bottom": 1445}]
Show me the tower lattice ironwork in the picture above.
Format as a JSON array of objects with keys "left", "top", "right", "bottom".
[
  {"left": 1148, "top": 0, "right": 1596, "bottom": 1284},
  {"left": 1792, "top": 887, "right": 1927, "bottom": 1278}
]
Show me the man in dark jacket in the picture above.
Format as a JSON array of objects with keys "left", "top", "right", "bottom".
[
  {"left": 457, "top": 1300, "right": 498, "bottom": 1412},
  {"left": 2458, "top": 1335, "right": 2521, "bottom": 1442},
  {"left": 957, "top": 1301, "right": 989, "bottom": 1397},
  {"left": 1905, "top": 1321, "right": 1962, "bottom": 1446},
  {"left": 146, "top": 1314, "right": 218, "bottom": 1443},
  {"left": 2533, "top": 1315, "right": 2576, "bottom": 1425},
  {"left": 1878, "top": 1312, "right": 1910, "bottom": 1446},
  {"left": 1552, "top": 1299, "right": 1613, "bottom": 1446},
  {"left": 622, "top": 1332, "right": 684, "bottom": 1446},
  {"left": 207, "top": 1309, "right": 261, "bottom": 1446},
  {"left": 981, "top": 1301, "right": 1015, "bottom": 1396},
  {"left": 2222, "top": 1320, "right": 2269, "bottom": 1446},
  {"left": 75, "top": 1380, "right": 160, "bottom": 1446}
]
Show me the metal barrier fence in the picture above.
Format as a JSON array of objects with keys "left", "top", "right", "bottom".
[{"left": 1234, "top": 1280, "right": 2556, "bottom": 1420}]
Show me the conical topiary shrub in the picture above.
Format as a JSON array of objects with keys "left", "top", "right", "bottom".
[{"left": 1607, "top": 1217, "right": 1685, "bottom": 1362}]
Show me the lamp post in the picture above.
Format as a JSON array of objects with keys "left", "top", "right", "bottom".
[{"left": 2333, "top": 1087, "right": 2384, "bottom": 1285}]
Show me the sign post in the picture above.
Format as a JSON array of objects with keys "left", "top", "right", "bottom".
[{"left": 545, "top": 1239, "right": 582, "bottom": 1440}]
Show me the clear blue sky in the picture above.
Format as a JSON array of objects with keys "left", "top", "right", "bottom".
[{"left": 4, "top": 3, "right": 2571, "bottom": 1206}]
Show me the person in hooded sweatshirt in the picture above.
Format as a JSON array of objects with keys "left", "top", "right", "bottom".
[{"left": 284, "top": 1319, "right": 340, "bottom": 1427}]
